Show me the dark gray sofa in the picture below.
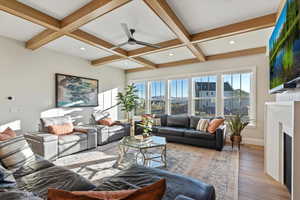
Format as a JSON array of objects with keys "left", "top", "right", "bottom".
[
  {"left": 0, "top": 156, "right": 216, "bottom": 200},
  {"left": 136, "top": 115, "right": 226, "bottom": 151}
]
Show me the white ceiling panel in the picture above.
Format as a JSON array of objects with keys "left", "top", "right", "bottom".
[
  {"left": 142, "top": 46, "right": 195, "bottom": 64},
  {"left": 167, "top": 0, "right": 280, "bottom": 34},
  {"left": 44, "top": 36, "right": 112, "bottom": 60},
  {"left": 198, "top": 28, "right": 273, "bottom": 56},
  {"left": 18, "top": 0, "right": 93, "bottom": 20},
  {"left": 81, "top": 0, "right": 177, "bottom": 50},
  {"left": 0, "top": 11, "right": 45, "bottom": 41},
  {"left": 107, "top": 59, "right": 143, "bottom": 70}
]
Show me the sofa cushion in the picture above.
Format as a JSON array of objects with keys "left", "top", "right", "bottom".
[
  {"left": 0, "top": 191, "right": 42, "bottom": 200},
  {"left": 190, "top": 116, "right": 201, "bottom": 129},
  {"left": 58, "top": 132, "right": 87, "bottom": 145},
  {"left": 40, "top": 116, "right": 72, "bottom": 132},
  {"left": 184, "top": 130, "right": 216, "bottom": 140},
  {"left": 108, "top": 125, "right": 124, "bottom": 133},
  {"left": 175, "top": 195, "right": 195, "bottom": 200},
  {"left": 16, "top": 166, "right": 96, "bottom": 199},
  {"left": 94, "top": 165, "right": 215, "bottom": 200},
  {"left": 0, "top": 164, "right": 17, "bottom": 189},
  {"left": 48, "top": 123, "right": 74, "bottom": 135},
  {"left": 48, "top": 179, "right": 166, "bottom": 200},
  {"left": 0, "top": 136, "right": 36, "bottom": 170},
  {"left": 167, "top": 115, "right": 189, "bottom": 128},
  {"left": 158, "top": 127, "right": 186, "bottom": 137}
]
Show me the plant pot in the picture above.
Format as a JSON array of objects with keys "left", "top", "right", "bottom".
[{"left": 230, "top": 135, "right": 242, "bottom": 144}]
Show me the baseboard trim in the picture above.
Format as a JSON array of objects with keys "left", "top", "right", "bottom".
[
  {"left": 226, "top": 136, "right": 264, "bottom": 146},
  {"left": 242, "top": 137, "right": 264, "bottom": 146}
]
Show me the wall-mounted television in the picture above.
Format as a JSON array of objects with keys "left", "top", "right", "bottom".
[{"left": 269, "top": 0, "right": 300, "bottom": 93}]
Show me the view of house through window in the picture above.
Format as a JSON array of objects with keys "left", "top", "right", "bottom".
[
  {"left": 150, "top": 80, "right": 166, "bottom": 114},
  {"left": 132, "top": 70, "right": 253, "bottom": 120},
  {"left": 193, "top": 76, "right": 217, "bottom": 117},
  {"left": 223, "top": 72, "right": 251, "bottom": 119},
  {"left": 170, "top": 79, "right": 189, "bottom": 115}
]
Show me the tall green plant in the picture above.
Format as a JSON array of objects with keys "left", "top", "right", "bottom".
[
  {"left": 117, "top": 84, "right": 139, "bottom": 120},
  {"left": 228, "top": 114, "right": 250, "bottom": 137}
]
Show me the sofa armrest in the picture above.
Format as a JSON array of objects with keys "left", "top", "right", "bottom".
[
  {"left": 74, "top": 126, "right": 97, "bottom": 148},
  {"left": 25, "top": 132, "right": 58, "bottom": 143},
  {"left": 24, "top": 132, "right": 58, "bottom": 160},
  {"left": 215, "top": 125, "right": 226, "bottom": 151}
]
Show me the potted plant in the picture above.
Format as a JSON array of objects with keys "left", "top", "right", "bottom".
[
  {"left": 228, "top": 114, "right": 250, "bottom": 150},
  {"left": 117, "top": 84, "right": 139, "bottom": 136},
  {"left": 138, "top": 115, "right": 154, "bottom": 139}
]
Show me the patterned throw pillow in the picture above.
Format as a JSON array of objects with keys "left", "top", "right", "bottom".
[
  {"left": 196, "top": 119, "right": 210, "bottom": 131},
  {"left": 48, "top": 123, "right": 74, "bottom": 135},
  {"left": 0, "top": 136, "right": 36, "bottom": 170},
  {"left": 0, "top": 128, "right": 17, "bottom": 141}
]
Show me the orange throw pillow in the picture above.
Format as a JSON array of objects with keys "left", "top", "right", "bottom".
[
  {"left": 48, "top": 123, "right": 74, "bottom": 135},
  {"left": 207, "top": 119, "right": 225, "bottom": 134},
  {"left": 98, "top": 118, "right": 115, "bottom": 126},
  {"left": 0, "top": 127, "right": 17, "bottom": 141},
  {"left": 48, "top": 179, "right": 166, "bottom": 200}
]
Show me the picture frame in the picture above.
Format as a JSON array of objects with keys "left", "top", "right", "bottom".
[{"left": 55, "top": 73, "right": 99, "bottom": 108}]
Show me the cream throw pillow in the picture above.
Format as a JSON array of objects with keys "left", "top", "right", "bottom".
[{"left": 196, "top": 119, "right": 210, "bottom": 131}]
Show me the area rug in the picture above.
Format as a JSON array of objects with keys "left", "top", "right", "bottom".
[{"left": 54, "top": 142, "right": 239, "bottom": 200}]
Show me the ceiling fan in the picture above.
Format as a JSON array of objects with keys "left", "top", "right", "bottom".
[{"left": 111, "top": 23, "right": 161, "bottom": 50}]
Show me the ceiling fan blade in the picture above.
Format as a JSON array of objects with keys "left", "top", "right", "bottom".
[
  {"left": 111, "top": 41, "right": 129, "bottom": 50},
  {"left": 121, "top": 23, "right": 132, "bottom": 39},
  {"left": 135, "top": 40, "right": 161, "bottom": 49}
]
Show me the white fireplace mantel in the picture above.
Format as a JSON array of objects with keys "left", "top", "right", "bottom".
[{"left": 264, "top": 101, "right": 300, "bottom": 200}]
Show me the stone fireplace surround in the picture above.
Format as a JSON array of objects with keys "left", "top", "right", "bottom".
[{"left": 264, "top": 101, "right": 300, "bottom": 200}]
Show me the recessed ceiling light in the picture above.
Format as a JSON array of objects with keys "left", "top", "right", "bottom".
[
  {"left": 229, "top": 40, "right": 235, "bottom": 45},
  {"left": 80, "top": 47, "right": 86, "bottom": 51},
  {"left": 169, "top": 53, "right": 174, "bottom": 56}
]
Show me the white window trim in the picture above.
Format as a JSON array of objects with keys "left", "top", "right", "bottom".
[
  {"left": 129, "top": 66, "right": 257, "bottom": 127},
  {"left": 191, "top": 76, "right": 217, "bottom": 117}
]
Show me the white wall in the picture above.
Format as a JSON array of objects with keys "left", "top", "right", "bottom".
[
  {"left": 0, "top": 36, "right": 126, "bottom": 132},
  {"left": 126, "top": 54, "right": 275, "bottom": 145}
]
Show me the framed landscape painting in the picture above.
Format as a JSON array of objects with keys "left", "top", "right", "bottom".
[{"left": 56, "top": 73, "right": 99, "bottom": 108}]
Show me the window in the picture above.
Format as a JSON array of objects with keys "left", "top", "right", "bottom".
[
  {"left": 134, "top": 82, "right": 146, "bottom": 116},
  {"left": 169, "top": 79, "right": 188, "bottom": 115},
  {"left": 193, "top": 76, "right": 217, "bottom": 117},
  {"left": 223, "top": 72, "right": 251, "bottom": 118},
  {"left": 150, "top": 80, "right": 166, "bottom": 114}
]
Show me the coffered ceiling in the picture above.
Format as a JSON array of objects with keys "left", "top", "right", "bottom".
[{"left": 0, "top": 0, "right": 281, "bottom": 73}]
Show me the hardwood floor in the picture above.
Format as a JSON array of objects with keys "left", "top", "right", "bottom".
[{"left": 239, "top": 145, "right": 290, "bottom": 200}]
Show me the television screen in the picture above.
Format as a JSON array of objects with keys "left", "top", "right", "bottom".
[{"left": 269, "top": 0, "right": 300, "bottom": 92}]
